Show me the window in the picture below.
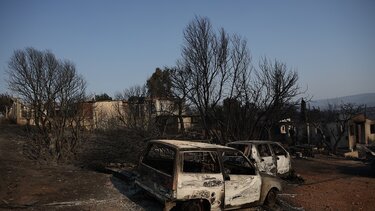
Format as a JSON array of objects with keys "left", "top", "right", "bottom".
[
  {"left": 183, "top": 151, "right": 220, "bottom": 173},
  {"left": 142, "top": 144, "right": 175, "bottom": 175},
  {"left": 271, "top": 144, "right": 287, "bottom": 157},
  {"left": 222, "top": 150, "right": 256, "bottom": 175},
  {"left": 371, "top": 124, "right": 375, "bottom": 134},
  {"left": 257, "top": 144, "right": 271, "bottom": 157},
  {"left": 349, "top": 125, "right": 354, "bottom": 136},
  {"left": 280, "top": 125, "right": 286, "bottom": 134}
]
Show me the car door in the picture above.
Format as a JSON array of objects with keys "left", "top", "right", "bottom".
[
  {"left": 271, "top": 143, "right": 291, "bottom": 175},
  {"left": 176, "top": 151, "right": 224, "bottom": 210},
  {"left": 137, "top": 143, "right": 176, "bottom": 201},
  {"left": 222, "top": 150, "right": 261, "bottom": 209},
  {"left": 255, "top": 144, "right": 277, "bottom": 175}
]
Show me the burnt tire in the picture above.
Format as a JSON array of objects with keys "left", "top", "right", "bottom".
[
  {"left": 181, "top": 200, "right": 204, "bottom": 211},
  {"left": 264, "top": 188, "right": 279, "bottom": 209}
]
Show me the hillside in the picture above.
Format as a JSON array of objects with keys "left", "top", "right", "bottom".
[{"left": 310, "top": 93, "right": 375, "bottom": 109}]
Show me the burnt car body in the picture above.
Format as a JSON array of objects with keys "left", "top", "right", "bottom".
[
  {"left": 227, "top": 140, "right": 291, "bottom": 176},
  {"left": 135, "top": 140, "right": 282, "bottom": 211},
  {"left": 356, "top": 144, "right": 375, "bottom": 170}
]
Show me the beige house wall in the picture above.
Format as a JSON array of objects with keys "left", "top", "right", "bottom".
[
  {"left": 7, "top": 98, "right": 34, "bottom": 125},
  {"left": 153, "top": 99, "right": 179, "bottom": 116},
  {"left": 92, "top": 101, "right": 123, "bottom": 129}
]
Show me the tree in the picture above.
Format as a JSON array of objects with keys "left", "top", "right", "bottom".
[
  {"left": 7, "top": 47, "right": 86, "bottom": 162},
  {"left": 254, "top": 57, "right": 300, "bottom": 140},
  {"left": 94, "top": 93, "right": 112, "bottom": 101},
  {"left": 323, "top": 103, "right": 363, "bottom": 153},
  {"left": 0, "top": 93, "right": 13, "bottom": 117},
  {"left": 146, "top": 68, "right": 172, "bottom": 98},
  {"left": 171, "top": 17, "right": 302, "bottom": 143},
  {"left": 172, "top": 16, "right": 254, "bottom": 142},
  {"left": 169, "top": 64, "right": 190, "bottom": 133},
  {"left": 114, "top": 84, "right": 153, "bottom": 131},
  {"left": 115, "top": 84, "right": 147, "bottom": 100}
]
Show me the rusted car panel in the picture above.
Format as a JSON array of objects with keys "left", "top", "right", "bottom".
[{"left": 135, "top": 140, "right": 283, "bottom": 211}]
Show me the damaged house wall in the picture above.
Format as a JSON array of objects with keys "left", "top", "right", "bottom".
[{"left": 348, "top": 114, "right": 375, "bottom": 150}]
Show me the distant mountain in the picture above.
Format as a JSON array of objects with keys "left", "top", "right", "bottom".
[{"left": 310, "top": 93, "right": 375, "bottom": 109}]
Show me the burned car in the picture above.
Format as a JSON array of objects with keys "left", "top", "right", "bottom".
[
  {"left": 227, "top": 140, "right": 291, "bottom": 176},
  {"left": 135, "top": 140, "right": 282, "bottom": 211}
]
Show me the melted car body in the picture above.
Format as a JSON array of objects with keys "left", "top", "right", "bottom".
[{"left": 135, "top": 140, "right": 282, "bottom": 211}]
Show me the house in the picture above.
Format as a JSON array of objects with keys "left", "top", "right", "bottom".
[
  {"left": 6, "top": 96, "right": 201, "bottom": 135},
  {"left": 80, "top": 100, "right": 124, "bottom": 129},
  {"left": 348, "top": 111, "right": 375, "bottom": 150},
  {"left": 79, "top": 97, "right": 199, "bottom": 133},
  {"left": 6, "top": 98, "right": 34, "bottom": 125}
]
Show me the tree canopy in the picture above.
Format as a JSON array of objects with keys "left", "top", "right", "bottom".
[
  {"left": 94, "top": 93, "right": 112, "bottom": 101},
  {"left": 146, "top": 68, "right": 172, "bottom": 98}
]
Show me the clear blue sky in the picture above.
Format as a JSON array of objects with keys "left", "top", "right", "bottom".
[{"left": 1, "top": 0, "right": 374, "bottom": 100}]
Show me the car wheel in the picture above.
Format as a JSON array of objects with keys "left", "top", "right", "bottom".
[
  {"left": 181, "top": 200, "right": 204, "bottom": 211},
  {"left": 264, "top": 188, "right": 279, "bottom": 209}
]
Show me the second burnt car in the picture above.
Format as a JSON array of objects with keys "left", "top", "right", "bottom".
[
  {"left": 227, "top": 140, "right": 292, "bottom": 177},
  {"left": 135, "top": 140, "right": 283, "bottom": 211}
]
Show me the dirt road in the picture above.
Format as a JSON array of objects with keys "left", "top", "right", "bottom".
[{"left": 283, "top": 155, "right": 375, "bottom": 211}]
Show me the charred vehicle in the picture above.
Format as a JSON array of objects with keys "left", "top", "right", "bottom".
[
  {"left": 227, "top": 141, "right": 291, "bottom": 177},
  {"left": 356, "top": 144, "right": 375, "bottom": 170},
  {"left": 135, "top": 140, "right": 282, "bottom": 211}
]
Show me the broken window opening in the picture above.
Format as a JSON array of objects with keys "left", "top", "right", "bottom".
[
  {"left": 257, "top": 144, "right": 271, "bottom": 157},
  {"left": 370, "top": 124, "right": 375, "bottom": 134},
  {"left": 271, "top": 144, "right": 287, "bottom": 157},
  {"left": 182, "top": 151, "right": 221, "bottom": 173},
  {"left": 142, "top": 144, "right": 175, "bottom": 175},
  {"left": 222, "top": 150, "right": 256, "bottom": 175}
]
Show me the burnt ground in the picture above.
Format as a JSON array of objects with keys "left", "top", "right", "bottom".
[
  {"left": 282, "top": 155, "right": 375, "bottom": 211},
  {"left": 0, "top": 125, "right": 161, "bottom": 211},
  {"left": 0, "top": 124, "right": 374, "bottom": 211}
]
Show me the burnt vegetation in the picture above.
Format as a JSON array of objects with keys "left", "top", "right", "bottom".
[
  {"left": 168, "top": 16, "right": 301, "bottom": 144},
  {"left": 6, "top": 47, "right": 87, "bottom": 163}
]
